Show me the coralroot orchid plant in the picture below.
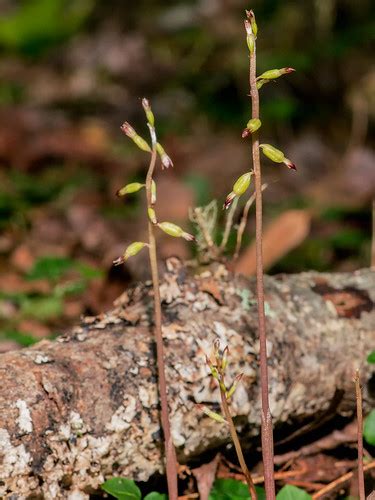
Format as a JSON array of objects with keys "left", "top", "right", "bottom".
[
  {"left": 222, "top": 9, "right": 297, "bottom": 499},
  {"left": 201, "top": 340, "right": 258, "bottom": 500},
  {"left": 114, "top": 98, "right": 195, "bottom": 500}
]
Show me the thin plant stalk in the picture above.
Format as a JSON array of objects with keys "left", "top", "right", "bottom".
[
  {"left": 219, "top": 387, "right": 258, "bottom": 500},
  {"left": 354, "top": 370, "right": 365, "bottom": 500},
  {"left": 371, "top": 199, "right": 375, "bottom": 269},
  {"left": 145, "top": 141, "right": 178, "bottom": 500},
  {"left": 249, "top": 41, "right": 276, "bottom": 498},
  {"left": 234, "top": 183, "right": 267, "bottom": 260}
]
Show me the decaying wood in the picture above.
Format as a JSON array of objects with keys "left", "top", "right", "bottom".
[{"left": 0, "top": 260, "right": 374, "bottom": 498}]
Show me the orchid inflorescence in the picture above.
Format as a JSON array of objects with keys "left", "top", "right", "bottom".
[{"left": 114, "top": 98, "right": 195, "bottom": 266}]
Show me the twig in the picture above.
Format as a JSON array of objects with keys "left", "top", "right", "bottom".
[
  {"left": 219, "top": 379, "right": 258, "bottom": 500},
  {"left": 234, "top": 184, "right": 267, "bottom": 259},
  {"left": 248, "top": 19, "right": 276, "bottom": 500},
  {"left": 220, "top": 197, "right": 238, "bottom": 251},
  {"left": 354, "top": 370, "right": 365, "bottom": 500},
  {"left": 146, "top": 135, "right": 178, "bottom": 499},
  {"left": 312, "top": 461, "right": 375, "bottom": 499}
]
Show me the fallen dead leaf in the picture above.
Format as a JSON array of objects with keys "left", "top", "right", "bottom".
[
  {"left": 192, "top": 454, "right": 220, "bottom": 500},
  {"left": 235, "top": 209, "right": 311, "bottom": 276}
]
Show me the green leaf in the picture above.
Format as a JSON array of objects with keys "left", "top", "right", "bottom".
[
  {"left": 276, "top": 485, "right": 312, "bottom": 500},
  {"left": 367, "top": 351, "right": 375, "bottom": 364},
  {"left": 209, "top": 478, "right": 265, "bottom": 500},
  {"left": 364, "top": 409, "right": 375, "bottom": 446},
  {"left": 20, "top": 296, "right": 63, "bottom": 320},
  {"left": 101, "top": 477, "right": 141, "bottom": 500},
  {"left": 144, "top": 493, "right": 167, "bottom": 500},
  {"left": 27, "top": 256, "right": 76, "bottom": 281},
  {"left": 2, "top": 330, "right": 38, "bottom": 347}
]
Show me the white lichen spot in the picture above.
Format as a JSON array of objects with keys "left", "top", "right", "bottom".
[
  {"left": 0, "top": 428, "right": 32, "bottom": 479},
  {"left": 106, "top": 396, "right": 137, "bottom": 432},
  {"left": 15, "top": 399, "right": 33, "bottom": 433},
  {"left": 34, "top": 353, "right": 50, "bottom": 364},
  {"left": 171, "top": 413, "right": 186, "bottom": 447},
  {"left": 70, "top": 411, "right": 84, "bottom": 431}
]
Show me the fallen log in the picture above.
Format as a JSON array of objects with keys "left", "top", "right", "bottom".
[{"left": 0, "top": 260, "right": 374, "bottom": 498}]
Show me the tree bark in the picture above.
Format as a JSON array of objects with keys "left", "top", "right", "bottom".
[{"left": 0, "top": 260, "right": 374, "bottom": 499}]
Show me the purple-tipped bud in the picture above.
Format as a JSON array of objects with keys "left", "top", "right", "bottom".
[
  {"left": 156, "top": 142, "right": 173, "bottom": 169},
  {"left": 245, "top": 9, "right": 258, "bottom": 37},
  {"left": 283, "top": 158, "right": 297, "bottom": 170},
  {"left": 224, "top": 191, "right": 236, "bottom": 210},
  {"left": 142, "top": 97, "right": 155, "bottom": 126},
  {"left": 120, "top": 122, "right": 136, "bottom": 138},
  {"left": 282, "top": 67, "right": 296, "bottom": 74},
  {"left": 242, "top": 128, "right": 251, "bottom": 138}
]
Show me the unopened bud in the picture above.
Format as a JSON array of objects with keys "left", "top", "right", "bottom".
[
  {"left": 205, "top": 356, "right": 219, "bottom": 379},
  {"left": 242, "top": 118, "right": 261, "bottom": 138},
  {"left": 233, "top": 172, "right": 252, "bottom": 196},
  {"left": 257, "top": 67, "right": 295, "bottom": 81},
  {"left": 198, "top": 404, "right": 226, "bottom": 424},
  {"left": 259, "top": 144, "right": 285, "bottom": 163},
  {"left": 224, "top": 192, "right": 236, "bottom": 210},
  {"left": 283, "top": 158, "right": 297, "bottom": 170},
  {"left": 121, "top": 122, "right": 151, "bottom": 152},
  {"left": 156, "top": 142, "right": 173, "bottom": 169},
  {"left": 116, "top": 182, "right": 144, "bottom": 197},
  {"left": 142, "top": 97, "right": 155, "bottom": 126},
  {"left": 226, "top": 373, "right": 243, "bottom": 400},
  {"left": 246, "top": 34, "right": 255, "bottom": 55},
  {"left": 151, "top": 180, "right": 157, "bottom": 205},
  {"left": 221, "top": 346, "right": 229, "bottom": 371},
  {"left": 246, "top": 9, "right": 258, "bottom": 37},
  {"left": 113, "top": 241, "right": 147, "bottom": 265},
  {"left": 148, "top": 207, "right": 157, "bottom": 224},
  {"left": 256, "top": 79, "right": 267, "bottom": 90},
  {"left": 158, "top": 222, "right": 195, "bottom": 241}
]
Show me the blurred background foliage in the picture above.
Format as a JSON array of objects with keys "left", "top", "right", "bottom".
[{"left": 0, "top": 0, "right": 374, "bottom": 347}]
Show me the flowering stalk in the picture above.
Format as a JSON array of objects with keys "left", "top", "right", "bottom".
[
  {"left": 115, "top": 98, "right": 195, "bottom": 500},
  {"left": 354, "top": 370, "right": 365, "bottom": 500},
  {"left": 144, "top": 113, "right": 179, "bottom": 500},
  {"left": 245, "top": 10, "right": 294, "bottom": 497},
  {"left": 203, "top": 341, "right": 258, "bottom": 500}
]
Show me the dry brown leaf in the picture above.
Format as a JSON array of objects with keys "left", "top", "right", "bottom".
[
  {"left": 235, "top": 209, "right": 311, "bottom": 276},
  {"left": 191, "top": 454, "right": 220, "bottom": 500}
]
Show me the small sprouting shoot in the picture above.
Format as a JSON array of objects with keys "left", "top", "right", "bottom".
[
  {"left": 224, "top": 172, "right": 253, "bottom": 209},
  {"left": 158, "top": 221, "right": 195, "bottom": 241},
  {"left": 259, "top": 144, "right": 297, "bottom": 170},
  {"left": 113, "top": 241, "right": 148, "bottom": 266}
]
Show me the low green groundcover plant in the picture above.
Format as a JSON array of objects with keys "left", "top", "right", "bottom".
[{"left": 101, "top": 477, "right": 312, "bottom": 500}]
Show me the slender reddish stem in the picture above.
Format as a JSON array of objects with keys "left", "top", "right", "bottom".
[
  {"left": 146, "top": 147, "right": 178, "bottom": 500},
  {"left": 354, "top": 370, "right": 365, "bottom": 500},
  {"left": 219, "top": 384, "right": 258, "bottom": 500},
  {"left": 249, "top": 45, "right": 276, "bottom": 498}
]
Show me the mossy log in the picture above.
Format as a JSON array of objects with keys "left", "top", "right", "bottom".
[{"left": 0, "top": 260, "right": 374, "bottom": 498}]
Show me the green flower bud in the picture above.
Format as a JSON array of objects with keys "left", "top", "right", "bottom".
[
  {"left": 121, "top": 122, "right": 151, "bottom": 152},
  {"left": 148, "top": 207, "right": 157, "bottom": 224},
  {"left": 158, "top": 222, "right": 195, "bottom": 241},
  {"left": 198, "top": 404, "right": 226, "bottom": 424},
  {"left": 246, "top": 10, "right": 258, "bottom": 37},
  {"left": 133, "top": 135, "right": 152, "bottom": 152},
  {"left": 246, "top": 34, "right": 254, "bottom": 54},
  {"left": 156, "top": 142, "right": 173, "bottom": 169},
  {"left": 151, "top": 180, "right": 157, "bottom": 205},
  {"left": 226, "top": 373, "right": 243, "bottom": 400},
  {"left": 142, "top": 97, "right": 155, "bottom": 126},
  {"left": 221, "top": 346, "right": 229, "bottom": 371},
  {"left": 257, "top": 67, "right": 295, "bottom": 81},
  {"left": 233, "top": 172, "right": 252, "bottom": 196},
  {"left": 116, "top": 182, "right": 144, "bottom": 197},
  {"left": 113, "top": 242, "right": 147, "bottom": 266},
  {"left": 259, "top": 144, "right": 285, "bottom": 163},
  {"left": 242, "top": 118, "right": 261, "bottom": 138}
]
